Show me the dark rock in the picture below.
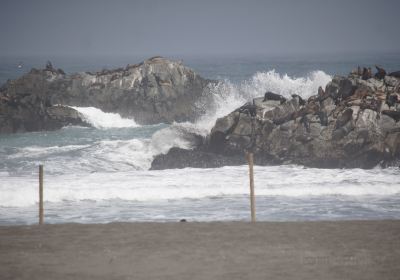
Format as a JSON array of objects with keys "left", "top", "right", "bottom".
[
  {"left": 382, "top": 110, "right": 400, "bottom": 122},
  {"left": 150, "top": 147, "right": 246, "bottom": 169},
  {"left": 389, "top": 71, "right": 400, "bottom": 78},
  {"left": 46, "top": 105, "right": 89, "bottom": 128},
  {"left": 0, "top": 101, "right": 88, "bottom": 134},
  {"left": 150, "top": 147, "right": 275, "bottom": 170}
]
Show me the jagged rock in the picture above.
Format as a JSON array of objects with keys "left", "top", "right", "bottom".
[
  {"left": 155, "top": 66, "right": 400, "bottom": 169},
  {"left": 54, "top": 56, "right": 213, "bottom": 124},
  {"left": 0, "top": 57, "right": 213, "bottom": 133},
  {"left": 382, "top": 110, "right": 400, "bottom": 122}
]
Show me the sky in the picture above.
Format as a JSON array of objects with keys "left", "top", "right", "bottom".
[{"left": 0, "top": 0, "right": 399, "bottom": 56}]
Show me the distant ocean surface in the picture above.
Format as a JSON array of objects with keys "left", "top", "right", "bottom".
[
  {"left": 1, "top": 53, "right": 400, "bottom": 225},
  {"left": 2, "top": 52, "right": 400, "bottom": 84}
]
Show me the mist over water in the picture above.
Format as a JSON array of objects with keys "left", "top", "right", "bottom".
[{"left": 1, "top": 56, "right": 400, "bottom": 224}]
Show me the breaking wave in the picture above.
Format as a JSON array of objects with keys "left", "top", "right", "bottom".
[
  {"left": 1, "top": 165, "right": 399, "bottom": 207},
  {"left": 71, "top": 106, "right": 139, "bottom": 129}
]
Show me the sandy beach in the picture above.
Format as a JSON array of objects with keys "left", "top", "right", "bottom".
[{"left": 0, "top": 220, "right": 399, "bottom": 280}]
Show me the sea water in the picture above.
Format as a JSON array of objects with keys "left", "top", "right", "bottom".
[{"left": 1, "top": 53, "right": 400, "bottom": 225}]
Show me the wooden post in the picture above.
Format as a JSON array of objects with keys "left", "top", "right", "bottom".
[
  {"left": 246, "top": 152, "right": 256, "bottom": 222},
  {"left": 39, "top": 165, "right": 44, "bottom": 225}
]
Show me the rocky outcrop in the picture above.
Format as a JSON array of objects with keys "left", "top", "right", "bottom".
[
  {"left": 153, "top": 66, "right": 400, "bottom": 169},
  {"left": 0, "top": 57, "right": 212, "bottom": 133},
  {"left": 0, "top": 66, "right": 89, "bottom": 134}
]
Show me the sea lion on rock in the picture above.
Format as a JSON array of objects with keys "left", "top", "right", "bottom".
[
  {"left": 45, "top": 61, "right": 53, "bottom": 70},
  {"left": 317, "top": 86, "right": 330, "bottom": 102},
  {"left": 263, "top": 91, "right": 287, "bottom": 104},
  {"left": 318, "top": 111, "right": 328, "bottom": 126},
  {"left": 300, "top": 115, "right": 311, "bottom": 133},
  {"left": 236, "top": 102, "right": 257, "bottom": 117},
  {"left": 351, "top": 66, "right": 363, "bottom": 77},
  {"left": 318, "top": 86, "right": 325, "bottom": 97},
  {"left": 387, "top": 94, "right": 399, "bottom": 108},
  {"left": 360, "top": 98, "right": 382, "bottom": 112},
  {"left": 362, "top": 67, "right": 372, "bottom": 80},
  {"left": 374, "top": 65, "right": 386, "bottom": 80},
  {"left": 346, "top": 87, "right": 372, "bottom": 103},
  {"left": 291, "top": 94, "right": 306, "bottom": 106},
  {"left": 335, "top": 108, "right": 353, "bottom": 130}
]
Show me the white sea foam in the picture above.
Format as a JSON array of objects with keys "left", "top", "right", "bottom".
[
  {"left": 8, "top": 144, "right": 91, "bottom": 159},
  {"left": 71, "top": 107, "right": 139, "bottom": 129},
  {"left": 1, "top": 165, "right": 399, "bottom": 207},
  {"left": 5, "top": 127, "right": 195, "bottom": 173}
]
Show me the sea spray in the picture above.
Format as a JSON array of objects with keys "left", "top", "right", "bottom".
[{"left": 194, "top": 70, "right": 332, "bottom": 131}]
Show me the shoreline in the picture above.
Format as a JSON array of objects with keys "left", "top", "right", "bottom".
[{"left": 1, "top": 220, "right": 399, "bottom": 279}]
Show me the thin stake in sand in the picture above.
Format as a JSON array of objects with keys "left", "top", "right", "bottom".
[
  {"left": 246, "top": 152, "right": 256, "bottom": 222},
  {"left": 39, "top": 164, "right": 44, "bottom": 225}
]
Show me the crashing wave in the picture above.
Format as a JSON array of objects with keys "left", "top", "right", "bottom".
[
  {"left": 71, "top": 107, "right": 139, "bottom": 129},
  {"left": 194, "top": 70, "right": 332, "bottom": 131}
]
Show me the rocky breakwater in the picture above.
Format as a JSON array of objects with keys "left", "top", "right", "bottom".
[
  {"left": 152, "top": 67, "right": 400, "bottom": 169},
  {"left": 0, "top": 57, "right": 212, "bottom": 133}
]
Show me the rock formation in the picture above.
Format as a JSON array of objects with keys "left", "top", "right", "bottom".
[
  {"left": 0, "top": 63, "right": 88, "bottom": 133},
  {"left": 152, "top": 66, "right": 400, "bottom": 169},
  {"left": 0, "top": 57, "right": 212, "bottom": 133}
]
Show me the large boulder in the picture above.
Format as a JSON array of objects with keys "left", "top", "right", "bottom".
[{"left": 0, "top": 57, "right": 213, "bottom": 133}]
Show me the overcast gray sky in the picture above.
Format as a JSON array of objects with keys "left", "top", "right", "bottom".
[{"left": 0, "top": 0, "right": 399, "bottom": 56}]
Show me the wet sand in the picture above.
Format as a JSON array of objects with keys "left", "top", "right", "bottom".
[{"left": 1, "top": 220, "right": 399, "bottom": 280}]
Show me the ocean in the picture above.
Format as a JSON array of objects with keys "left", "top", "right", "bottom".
[{"left": 1, "top": 53, "right": 400, "bottom": 225}]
